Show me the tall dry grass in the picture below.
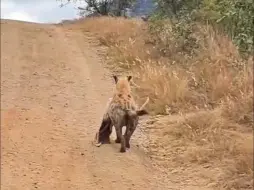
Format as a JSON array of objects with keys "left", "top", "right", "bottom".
[
  {"left": 67, "top": 16, "right": 253, "bottom": 189},
  {"left": 74, "top": 17, "right": 253, "bottom": 115},
  {"left": 146, "top": 108, "right": 253, "bottom": 189}
]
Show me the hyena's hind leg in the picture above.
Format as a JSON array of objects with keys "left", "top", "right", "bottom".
[
  {"left": 124, "top": 116, "right": 138, "bottom": 149},
  {"left": 113, "top": 122, "right": 126, "bottom": 153},
  {"left": 115, "top": 126, "right": 122, "bottom": 143}
]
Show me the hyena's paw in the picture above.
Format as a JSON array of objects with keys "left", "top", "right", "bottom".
[
  {"left": 120, "top": 147, "right": 126, "bottom": 153},
  {"left": 115, "top": 138, "right": 121, "bottom": 144},
  {"left": 103, "top": 138, "right": 111, "bottom": 144},
  {"left": 126, "top": 142, "right": 130, "bottom": 149}
]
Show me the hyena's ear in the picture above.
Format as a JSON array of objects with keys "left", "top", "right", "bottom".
[
  {"left": 113, "top": 75, "right": 118, "bottom": 84},
  {"left": 127, "top": 76, "right": 132, "bottom": 82}
]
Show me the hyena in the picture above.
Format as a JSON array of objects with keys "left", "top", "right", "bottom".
[{"left": 94, "top": 75, "right": 149, "bottom": 153}]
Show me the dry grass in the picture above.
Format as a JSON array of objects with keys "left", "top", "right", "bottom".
[
  {"left": 67, "top": 16, "right": 253, "bottom": 189},
  {"left": 73, "top": 17, "right": 253, "bottom": 115},
  {"left": 222, "top": 93, "right": 253, "bottom": 129},
  {"left": 134, "top": 64, "right": 192, "bottom": 114},
  {"left": 74, "top": 17, "right": 154, "bottom": 62},
  {"left": 145, "top": 108, "right": 253, "bottom": 189}
]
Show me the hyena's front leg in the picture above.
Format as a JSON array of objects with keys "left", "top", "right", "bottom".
[
  {"left": 102, "top": 122, "right": 113, "bottom": 144},
  {"left": 98, "top": 117, "right": 112, "bottom": 144},
  {"left": 124, "top": 118, "right": 138, "bottom": 149}
]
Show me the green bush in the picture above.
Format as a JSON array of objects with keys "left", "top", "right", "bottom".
[
  {"left": 148, "top": 17, "right": 199, "bottom": 57},
  {"left": 152, "top": 0, "right": 254, "bottom": 54}
]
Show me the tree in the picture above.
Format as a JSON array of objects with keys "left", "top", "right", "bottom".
[{"left": 57, "top": 0, "right": 135, "bottom": 16}]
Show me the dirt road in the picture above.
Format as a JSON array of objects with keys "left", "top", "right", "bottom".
[{"left": 0, "top": 20, "right": 171, "bottom": 190}]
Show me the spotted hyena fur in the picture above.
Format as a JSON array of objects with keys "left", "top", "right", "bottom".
[{"left": 95, "top": 75, "right": 149, "bottom": 153}]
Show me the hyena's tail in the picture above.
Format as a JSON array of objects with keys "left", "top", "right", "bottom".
[
  {"left": 126, "top": 109, "right": 148, "bottom": 119},
  {"left": 136, "top": 97, "right": 149, "bottom": 116},
  {"left": 139, "top": 97, "right": 149, "bottom": 110},
  {"left": 127, "top": 97, "right": 150, "bottom": 117},
  {"left": 136, "top": 109, "right": 148, "bottom": 116}
]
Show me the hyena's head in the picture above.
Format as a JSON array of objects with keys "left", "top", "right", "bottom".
[{"left": 113, "top": 75, "right": 132, "bottom": 94}]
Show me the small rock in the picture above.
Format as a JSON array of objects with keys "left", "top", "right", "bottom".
[
  {"left": 203, "top": 164, "right": 211, "bottom": 168},
  {"left": 171, "top": 169, "right": 178, "bottom": 174},
  {"left": 207, "top": 182, "right": 217, "bottom": 188},
  {"left": 81, "top": 153, "right": 84, "bottom": 156}
]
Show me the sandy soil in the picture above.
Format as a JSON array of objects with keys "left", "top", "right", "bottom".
[{"left": 1, "top": 19, "right": 182, "bottom": 190}]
